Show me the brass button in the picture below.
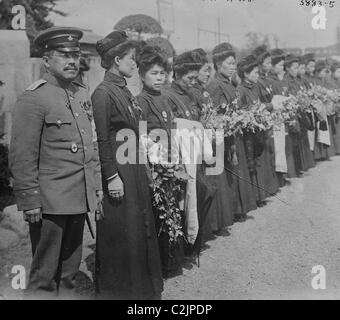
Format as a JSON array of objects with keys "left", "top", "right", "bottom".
[
  {"left": 75, "top": 113, "right": 79, "bottom": 117},
  {"left": 57, "top": 120, "right": 62, "bottom": 125}
]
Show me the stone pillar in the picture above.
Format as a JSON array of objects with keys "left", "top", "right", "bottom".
[{"left": 0, "top": 30, "right": 32, "bottom": 145}]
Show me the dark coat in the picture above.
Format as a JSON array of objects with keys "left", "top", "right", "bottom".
[
  {"left": 91, "top": 71, "right": 163, "bottom": 299},
  {"left": 9, "top": 72, "right": 102, "bottom": 214},
  {"left": 163, "top": 81, "right": 201, "bottom": 121},
  {"left": 206, "top": 73, "right": 257, "bottom": 215}
]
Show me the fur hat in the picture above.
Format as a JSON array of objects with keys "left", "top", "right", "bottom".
[
  {"left": 173, "top": 51, "right": 202, "bottom": 77},
  {"left": 284, "top": 54, "right": 299, "bottom": 69},
  {"left": 251, "top": 45, "right": 270, "bottom": 64},
  {"left": 270, "top": 48, "right": 285, "bottom": 66},
  {"left": 137, "top": 45, "right": 169, "bottom": 75},
  {"left": 212, "top": 42, "right": 235, "bottom": 69},
  {"left": 303, "top": 53, "right": 315, "bottom": 65},
  {"left": 237, "top": 54, "right": 258, "bottom": 78},
  {"left": 330, "top": 61, "right": 340, "bottom": 73},
  {"left": 192, "top": 48, "right": 208, "bottom": 64},
  {"left": 96, "top": 30, "right": 137, "bottom": 69},
  {"left": 314, "top": 60, "right": 328, "bottom": 73}
]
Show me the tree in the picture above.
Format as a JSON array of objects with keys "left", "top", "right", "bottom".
[
  {"left": 114, "top": 14, "right": 163, "bottom": 40},
  {"left": 0, "top": 0, "right": 66, "bottom": 56},
  {"left": 244, "top": 32, "right": 270, "bottom": 52},
  {"left": 146, "top": 36, "right": 176, "bottom": 60}
]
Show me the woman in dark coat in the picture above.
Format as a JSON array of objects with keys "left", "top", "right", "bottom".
[
  {"left": 329, "top": 62, "right": 340, "bottom": 154},
  {"left": 314, "top": 60, "right": 336, "bottom": 159},
  {"left": 207, "top": 42, "right": 257, "bottom": 218},
  {"left": 296, "top": 56, "right": 316, "bottom": 169},
  {"left": 135, "top": 45, "right": 185, "bottom": 278},
  {"left": 283, "top": 54, "right": 307, "bottom": 175},
  {"left": 267, "top": 49, "right": 297, "bottom": 182},
  {"left": 162, "top": 51, "right": 217, "bottom": 246},
  {"left": 237, "top": 54, "right": 268, "bottom": 206},
  {"left": 251, "top": 45, "right": 279, "bottom": 195},
  {"left": 91, "top": 31, "right": 163, "bottom": 300}
]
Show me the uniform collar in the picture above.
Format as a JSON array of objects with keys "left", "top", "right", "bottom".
[
  {"left": 104, "top": 71, "right": 127, "bottom": 87},
  {"left": 43, "top": 72, "right": 73, "bottom": 89}
]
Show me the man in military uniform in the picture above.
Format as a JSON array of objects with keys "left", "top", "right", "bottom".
[{"left": 9, "top": 27, "right": 103, "bottom": 299}]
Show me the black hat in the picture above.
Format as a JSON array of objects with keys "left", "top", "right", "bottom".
[
  {"left": 212, "top": 42, "right": 235, "bottom": 60},
  {"left": 192, "top": 48, "right": 208, "bottom": 64},
  {"left": 303, "top": 53, "right": 315, "bottom": 64},
  {"left": 96, "top": 30, "right": 130, "bottom": 57},
  {"left": 251, "top": 45, "right": 270, "bottom": 64},
  {"left": 138, "top": 45, "right": 169, "bottom": 75},
  {"left": 173, "top": 51, "right": 202, "bottom": 77},
  {"left": 297, "top": 55, "right": 306, "bottom": 65},
  {"left": 270, "top": 48, "right": 285, "bottom": 66},
  {"left": 314, "top": 60, "right": 328, "bottom": 73},
  {"left": 330, "top": 61, "right": 340, "bottom": 73},
  {"left": 284, "top": 54, "right": 299, "bottom": 68},
  {"left": 34, "top": 27, "right": 83, "bottom": 52},
  {"left": 237, "top": 54, "right": 258, "bottom": 75}
]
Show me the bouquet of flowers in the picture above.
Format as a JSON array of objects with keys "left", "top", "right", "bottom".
[
  {"left": 201, "top": 98, "right": 274, "bottom": 137},
  {"left": 295, "top": 89, "right": 314, "bottom": 114},
  {"left": 144, "top": 139, "right": 188, "bottom": 244}
]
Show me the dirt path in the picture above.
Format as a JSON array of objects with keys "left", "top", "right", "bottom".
[{"left": 2, "top": 157, "right": 340, "bottom": 300}]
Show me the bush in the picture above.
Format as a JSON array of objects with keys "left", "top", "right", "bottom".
[{"left": 0, "top": 135, "right": 14, "bottom": 211}]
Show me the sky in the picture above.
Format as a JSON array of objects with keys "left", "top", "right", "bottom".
[{"left": 49, "top": 0, "right": 340, "bottom": 52}]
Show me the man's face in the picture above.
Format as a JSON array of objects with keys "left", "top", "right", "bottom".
[{"left": 44, "top": 50, "right": 80, "bottom": 81}]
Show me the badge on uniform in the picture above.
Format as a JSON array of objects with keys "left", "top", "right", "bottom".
[
  {"left": 162, "top": 111, "right": 168, "bottom": 122},
  {"left": 80, "top": 100, "right": 93, "bottom": 121},
  {"left": 71, "top": 143, "right": 78, "bottom": 153}
]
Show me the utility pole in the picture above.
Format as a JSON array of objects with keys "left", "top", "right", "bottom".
[
  {"left": 217, "top": 16, "right": 221, "bottom": 44},
  {"left": 156, "top": 0, "right": 175, "bottom": 39}
]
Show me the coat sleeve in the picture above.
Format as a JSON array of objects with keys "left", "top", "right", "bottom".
[
  {"left": 91, "top": 88, "right": 118, "bottom": 182},
  {"left": 90, "top": 119, "right": 103, "bottom": 191},
  {"left": 9, "top": 92, "right": 45, "bottom": 211}
]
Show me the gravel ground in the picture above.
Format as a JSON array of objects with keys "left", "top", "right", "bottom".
[{"left": 2, "top": 156, "right": 340, "bottom": 300}]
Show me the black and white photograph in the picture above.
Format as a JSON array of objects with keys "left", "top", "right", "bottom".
[{"left": 1, "top": 0, "right": 340, "bottom": 305}]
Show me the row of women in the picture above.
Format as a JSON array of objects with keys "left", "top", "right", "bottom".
[{"left": 90, "top": 30, "right": 340, "bottom": 299}]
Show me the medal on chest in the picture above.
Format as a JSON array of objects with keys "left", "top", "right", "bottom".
[
  {"left": 162, "top": 111, "right": 168, "bottom": 122},
  {"left": 80, "top": 100, "right": 93, "bottom": 121}
]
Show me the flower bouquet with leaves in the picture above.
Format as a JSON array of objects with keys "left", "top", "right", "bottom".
[{"left": 145, "top": 140, "right": 189, "bottom": 244}]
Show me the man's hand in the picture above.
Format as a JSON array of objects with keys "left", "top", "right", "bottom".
[
  {"left": 107, "top": 175, "right": 124, "bottom": 203},
  {"left": 23, "top": 208, "right": 42, "bottom": 223}
]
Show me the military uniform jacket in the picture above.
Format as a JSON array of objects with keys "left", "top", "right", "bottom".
[{"left": 9, "top": 73, "right": 102, "bottom": 213}]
